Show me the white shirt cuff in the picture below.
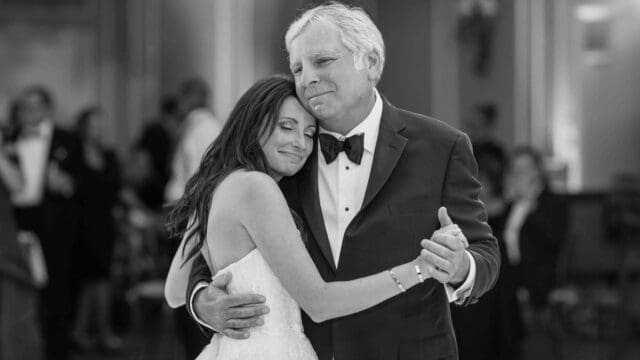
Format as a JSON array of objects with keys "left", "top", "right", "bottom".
[
  {"left": 190, "top": 282, "right": 217, "bottom": 331},
  {"left": 445, "top": 251, "right": 476, "bottom": 304}
]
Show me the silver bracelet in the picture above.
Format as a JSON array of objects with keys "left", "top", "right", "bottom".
[
  {"left": 414, "top": 264, "right": 425, "bottom": 283},
  {"left": 388, "top": 268, "right": 406, "bottom": 292}
]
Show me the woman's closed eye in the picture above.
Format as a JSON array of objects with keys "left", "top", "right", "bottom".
[{"left": 279, "top": 119, "right": 297, "bottom": 131}]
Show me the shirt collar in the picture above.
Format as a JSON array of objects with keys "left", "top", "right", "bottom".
[
  {"left": 39, "top": 119, "right": 53, "bottom": 137},
  {"left": 20, "top": 119, "right": 53, "bottom": 139},
  {"left": 318, "top": 88, "right": 382, "bottom": 154}
]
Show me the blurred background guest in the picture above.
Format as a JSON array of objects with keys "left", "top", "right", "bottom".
[
  {"left": 123, "top": 96, "right": 181, "bottom": 215},
  {"left": 9, "top": 85, "right": 84, "bottom": 360},
  {"left": 164, "top": 78, "right": 222, "bottom": 204},
  {"left": 70, "top": 107, "right": 122, "bottom": 352},
  {"left": 503, "top": 146, "right": 567, "bottom": 328}
]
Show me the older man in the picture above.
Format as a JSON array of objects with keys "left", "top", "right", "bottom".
[{"left": 182, "top": 3, "right": 499, "bottom": 359}]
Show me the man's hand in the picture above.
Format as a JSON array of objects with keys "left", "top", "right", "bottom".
[
  {"left": 46, "top": 163, "right": 75, "bottom": 197},
  {"left": 420, "top": 207, "right": 470, "bottom": 287},
  {"left": 194, "top": 272, "right": 270, "bottom": 339}
]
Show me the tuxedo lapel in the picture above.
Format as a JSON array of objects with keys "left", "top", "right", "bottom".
[
  {"left": 299, "top": 151, "right": 337, "bottom": 271},
  {"left": 360, "top": 100, "right": 407, "bottom": 213}
]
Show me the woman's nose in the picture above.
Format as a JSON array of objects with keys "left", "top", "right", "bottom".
[{"left": 292, "top": 132, "right": 306, "bottom": 151}]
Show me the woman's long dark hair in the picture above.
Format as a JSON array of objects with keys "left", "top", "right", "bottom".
[{"left": 166, "top": 74, "right": 297, "bottom": 263}]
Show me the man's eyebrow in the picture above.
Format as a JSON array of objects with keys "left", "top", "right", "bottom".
[{"left": 309, "top": 50, "right": 340, "bottom": 57}]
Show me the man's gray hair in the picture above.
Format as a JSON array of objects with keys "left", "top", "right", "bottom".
[{"left": 285, "top": 2, "right": 385, "bottom": 74}]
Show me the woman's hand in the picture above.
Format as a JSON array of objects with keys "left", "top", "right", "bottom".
[{"left": 418, "top": 207, "right": 470, "bottom": 286}]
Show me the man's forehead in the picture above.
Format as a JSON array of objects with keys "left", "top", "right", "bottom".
[
  {"left": 289, "top": 39, "right": 344, "bottom": 65},
  {"left": 290, "top": 47, "right": 341, "bottom": 60}
]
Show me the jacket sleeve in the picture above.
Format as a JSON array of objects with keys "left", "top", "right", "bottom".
[
  {"left": 442, "top": 133, "right": 501, "bottom": 304},
  {"left": 185, "top": 253, "right": 215, "bottom": 335}
]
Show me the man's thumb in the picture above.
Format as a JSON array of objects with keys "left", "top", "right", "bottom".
[
  {"left": 438, "top": 207, "right": 453, "bottom": 227},
  {"left": 211, "top": 272, "right": 232, "bottom": 288}
]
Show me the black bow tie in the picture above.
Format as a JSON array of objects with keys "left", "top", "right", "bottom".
[{"left": 319, "top": 133, "right": 364, "bottom": 165}]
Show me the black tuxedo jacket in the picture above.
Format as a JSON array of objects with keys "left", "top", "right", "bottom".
[{"left": 188, "top": 98, "right": 500, "bottom": 360}]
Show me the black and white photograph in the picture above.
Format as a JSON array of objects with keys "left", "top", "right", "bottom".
[{"left": 1, "top": 1, "right": 639, "bottom": 360}]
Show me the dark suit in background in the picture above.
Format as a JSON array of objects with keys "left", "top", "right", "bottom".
[
  {"left": 451, "top": 209, "right": 524, "bottom": 360},
  {"left": 13, "top": 127, "right": 84, "bottom": 360},
  {"left": 0, "top": 167, "right": 43, "bottom": 360},
  {"left": 515, "top": 189, "right": 567, "bottom": 310}
]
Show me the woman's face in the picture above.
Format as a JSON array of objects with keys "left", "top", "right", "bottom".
[
  {"left": 512, "top": 154, "right": 539, "bottom": 183},
  {"left": 507, "top": 153, "right": 543, "bottom": 199},
  {"left": 84, "top": 112, "right": 104, "bottom": 143},
  {"left": 261, "top": 96, "right": 316, "bottom": 181}
]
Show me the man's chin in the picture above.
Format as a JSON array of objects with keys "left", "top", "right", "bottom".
[{"left": 309, "top": 107, "right": 335, "bottom": 123}]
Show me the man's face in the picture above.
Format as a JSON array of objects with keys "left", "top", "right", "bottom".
[
  {"left": 288, "top": 21, "right": 377, "bottom": 134},
  {"left": 19, "top": 92, "right": 50, "bottom": 127}
]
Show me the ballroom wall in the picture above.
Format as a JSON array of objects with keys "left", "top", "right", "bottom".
[
  {"left": 576, "top": 0, "right": 640, "bottom": 189},
  {"left": 457, "top": 0, "right": 515, "bottom": 149},
  {"left": 160, "top": 0, "right": 305, "bottom": 122},
  {"left": 0, "top": 2, "right": 101, "bottom": 128},
  {"left": 376, "top": 0, "right": 432, "bottom": 117}
]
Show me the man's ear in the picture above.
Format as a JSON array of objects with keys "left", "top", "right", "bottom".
[{"left": 364, "top": 51, "right": 382, "bottom": 82}]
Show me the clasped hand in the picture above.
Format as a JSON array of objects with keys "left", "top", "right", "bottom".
[
  {"left": 194, "top": 272, "right": 270, "bottom": 339},
  {"left": 416, "top": 207, "right": 470, "bottom": 286}
]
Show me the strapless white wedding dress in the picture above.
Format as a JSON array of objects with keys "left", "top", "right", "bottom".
[{"left": 196, "top": 249, "right": 318, "bottom": 360}]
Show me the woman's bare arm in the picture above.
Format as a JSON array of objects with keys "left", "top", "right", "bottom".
[{"left": 232, "top": 172, "right": 426, "bottom": 323}]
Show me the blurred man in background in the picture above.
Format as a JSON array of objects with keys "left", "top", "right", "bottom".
[{"left": 10, "top": 86, "right": 84, "bottom": 360}]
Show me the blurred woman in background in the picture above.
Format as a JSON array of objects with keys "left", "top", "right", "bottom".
[
  {"left": 503, "top": 147, "right": 567, "bottom": 326},
  {"left": 70, "top": 107, "right": 122, "bottom": 352}
]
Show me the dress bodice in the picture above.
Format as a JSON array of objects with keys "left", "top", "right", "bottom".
[
  {"left": 197, "top": 248, "right": 317, "bottom": 360},
  {"left": 216, "top": 249, "right": 304, "bottom": 334}
]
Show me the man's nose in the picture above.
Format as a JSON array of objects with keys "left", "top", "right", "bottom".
[{"left": 300, "top": 67, "right": 319, "bottom": 87}]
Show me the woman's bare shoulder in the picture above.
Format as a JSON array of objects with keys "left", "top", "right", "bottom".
[
  {"left": 214, "top": 170, "right": 281, "bottom": 208},
  {"left": 223, "top": 170, "right": 278, "bottom": 193}
]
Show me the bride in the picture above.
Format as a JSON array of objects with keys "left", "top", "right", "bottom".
[{"left": 164, "top": 75, "right": 456, "bottom": 359}]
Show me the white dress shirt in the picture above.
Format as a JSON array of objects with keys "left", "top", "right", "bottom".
[
  {"left": 11, "top": 120, "right": 53, "bottom": 207},
  {"left": 503, "top": 199, "right": 534, "bottom": 265},
  {"left": 317, "top": 89, "right": 475, "bottom": 303},
  {"left": 317, "top": 90, "right": 382, "bottom": 266}
]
